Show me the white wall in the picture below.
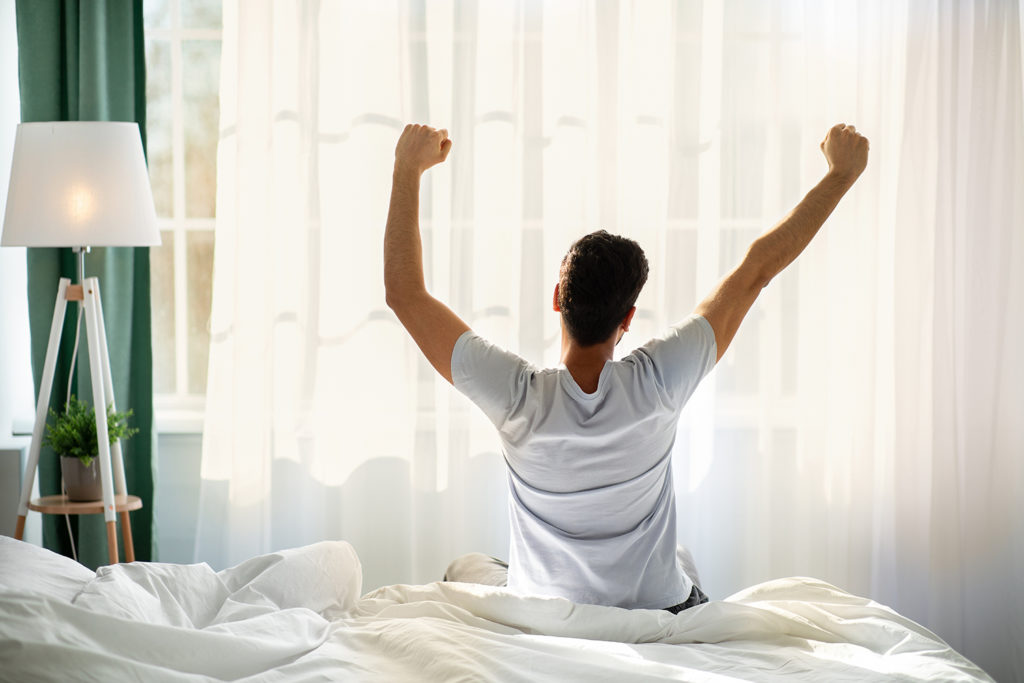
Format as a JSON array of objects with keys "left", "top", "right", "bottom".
[
  {"left": 0, "top": 0, "right": 39, "bottom": 546},
  {"left": 0, "top": 0, "right": 34, "bottom": 438},
  {"left": 155, "top": 432, "right": 202, "bottom": 562}
]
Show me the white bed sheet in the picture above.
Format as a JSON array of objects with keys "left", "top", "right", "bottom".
[{"left": 0, "top": 537, "right": 992, "bottom": 682}]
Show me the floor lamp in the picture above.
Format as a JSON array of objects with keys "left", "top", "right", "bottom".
[{"left": 2, "top": 122, "right": 160, "bottom": 564}]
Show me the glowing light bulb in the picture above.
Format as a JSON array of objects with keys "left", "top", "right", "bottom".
[{"left": 67, "top": 185, "right": 96, "bottom": 223}]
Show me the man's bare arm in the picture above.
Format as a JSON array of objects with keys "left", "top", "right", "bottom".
[
  {"left": 384, "top": 124, "right": 469, "bottom": 384},
  {"left": 695, "top": 124, "right": 869, "bottom": 361}
]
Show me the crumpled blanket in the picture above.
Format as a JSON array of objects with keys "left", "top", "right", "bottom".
[{"left": 0, "top": 538, "right": 992, "bottom": 682}]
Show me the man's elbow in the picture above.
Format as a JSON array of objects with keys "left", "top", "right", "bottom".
[
  {"left": 384, "top": 285, "right": 424, "bottom": 313},
  {"left": 383, "top": 272, "right": 406, "bottom": 310},
  {"left": 385, "top": 288, "right": 404, "bottom": 312}
]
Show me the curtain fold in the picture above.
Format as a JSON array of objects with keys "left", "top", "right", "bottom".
[
  {"left": 200, "top": 1, "right": 1022, "bottom": 678},
  {"left": 16, "top": 0, "right": 156, "bottom": 567}
]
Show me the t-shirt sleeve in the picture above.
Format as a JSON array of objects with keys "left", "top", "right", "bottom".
[
  {"left": 630, "top": 314, "right": 717, "bottom": 407},
  {"left": 451, "top": 330, "right": 533, "bottom": 428}
]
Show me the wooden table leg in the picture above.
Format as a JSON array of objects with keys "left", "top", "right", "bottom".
[
  {"left": 119, "top": 510, "right": 135, "bottom": 562},
  {"left": 106, "top": 520, "right": 119, "bottom": 565}
]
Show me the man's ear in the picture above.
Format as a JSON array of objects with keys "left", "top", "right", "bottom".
[
  {"left": 621, "top": 306, "right": 637, "bottom": 332},
  {"left": 552, "top": 283, "right": 561, "bottom": 312}
]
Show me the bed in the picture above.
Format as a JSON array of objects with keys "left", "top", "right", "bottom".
[{"left": 0, "top": 536, "right": 991, "bottom": 681}]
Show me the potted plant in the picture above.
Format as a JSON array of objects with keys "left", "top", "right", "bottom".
[{"left": 42, "top": 396, "right": 138, "bottom": 502}]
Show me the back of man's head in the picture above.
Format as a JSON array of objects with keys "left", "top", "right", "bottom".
[{"left": 558, "top": 230, "right": 649, "bottom": 346}]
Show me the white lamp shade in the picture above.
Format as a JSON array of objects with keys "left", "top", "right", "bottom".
[{"left": 1, "top": 122, "right": 160, "bottom": 247}]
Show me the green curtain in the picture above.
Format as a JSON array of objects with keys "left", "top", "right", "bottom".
[{"left": 16, "top": 0, "right": 156, "bottom": 567}]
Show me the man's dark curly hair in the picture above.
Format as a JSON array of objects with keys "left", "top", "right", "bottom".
[{"left": 558, "top": 230, "right": 649, "bottom": 346}]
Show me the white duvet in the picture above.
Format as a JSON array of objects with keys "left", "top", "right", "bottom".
[{"left": 0, "top": 537, "right": 991, "bottom": 681}]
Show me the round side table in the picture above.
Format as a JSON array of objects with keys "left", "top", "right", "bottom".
[{"left": 28, "top": 494, "right": 143, "bottom": 564}]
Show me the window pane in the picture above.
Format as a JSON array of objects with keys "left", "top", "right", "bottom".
[
  {"left": 187, "top": 231, "right": 214, "bottom": 394},
  {"left": 151, "top": 230, "right": 176, "bottom": 393},
  {"left": 724, "top": 0, "right": 771, "bottom": 34},
  {"left": 720, "top": 39, "right": 769, "bottom": 219},
  {"left": 144, "top": 0, "right": 172, "bottom": 29},
  {"left": 183, "top": 40, "right": 221, "bottom": 218},
  {"left": 779, "top": 2, "right": 804, "bottom": 35},
  {"left": 182, "top": 0, "right": 222, "bottom": 29},
  {"left": 145, "top": 39, "right": 173, "bottom": 218},
  {"left": 675, "top": 1, "right": 703, "bottom": 36},
  {"left": 664, "top": 228, "right": 698, "bottom": 316},
  {"left": 669, "top": 31, "right": 701, "bottom": 221}
]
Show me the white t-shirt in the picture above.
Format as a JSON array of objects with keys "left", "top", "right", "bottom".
[{"left": 451, "top": 314, "right": 717, "bottom": 609}]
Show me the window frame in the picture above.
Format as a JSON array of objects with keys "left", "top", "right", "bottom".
[{"left": 145, "top": 0, "right": 222, "bottom": 433}]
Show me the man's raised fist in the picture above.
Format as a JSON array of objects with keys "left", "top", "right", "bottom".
[
  {"left": 395, "top": 124, "right": 452, "bottom": 176},
  {"left": 821, "top": 123, "right": 869, "bottom": 181}
]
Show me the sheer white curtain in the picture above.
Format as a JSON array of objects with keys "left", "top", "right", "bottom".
[{"left": 198, "top": 1, "right": 1023, "bottom": 678}]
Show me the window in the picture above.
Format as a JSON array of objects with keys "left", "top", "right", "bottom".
[
  {"left": 714, "top": 0, "right": 803, "bottom": 409},
  {"left": 667, "top": 0, "right": 804, "bottom": 475},
  {"left": 145, "top": 0, "right": 222, "bottom": 427}
]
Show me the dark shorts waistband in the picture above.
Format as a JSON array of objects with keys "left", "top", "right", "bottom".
[{"left": 663, "top": 583, "right": 709, "bottom": 614}]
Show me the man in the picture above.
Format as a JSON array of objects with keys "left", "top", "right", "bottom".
[{"left": 384, "top": 123, "right": 868, "bottom": 612}]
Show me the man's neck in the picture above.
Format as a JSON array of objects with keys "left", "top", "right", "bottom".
[{"left": 560, "top": 329, "right": 617, "bottom": 394}]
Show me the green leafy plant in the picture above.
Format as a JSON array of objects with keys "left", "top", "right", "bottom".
[{"left": 42, "top": 396, "right": 139, "bottom": 467}]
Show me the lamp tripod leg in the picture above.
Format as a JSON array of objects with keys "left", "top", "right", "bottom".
[
  {"left": 15, "top": 278, "right": 71, "bottom": 540},
  {"left": 106, "top": 521, "right": 118, "bottom": 565},
  {"left": 91, "top": 278, "right": 128, "bottom": 498},
  {"left": 120, "top": 511, "right": 135, "bottom": 562},
  {"left": 83, "top": 277, "right": 118, "bottom": 563}
]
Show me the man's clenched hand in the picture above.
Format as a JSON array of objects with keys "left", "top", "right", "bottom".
[
  {"left": 395, "top": 124, "right": 452, "bottom": 176},
  {"left": 820, "top": 123, "right": 869, "bottom": 182}
]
